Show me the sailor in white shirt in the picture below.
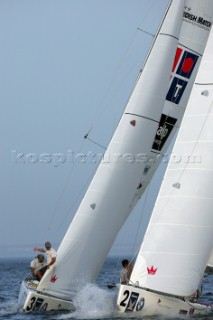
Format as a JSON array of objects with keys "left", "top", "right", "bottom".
[
  {"left": 34, "top": 241, "right": 57, "bottom": 269},
  {"left": 30, "top": 254, "right": 46, "bottom": 280}
]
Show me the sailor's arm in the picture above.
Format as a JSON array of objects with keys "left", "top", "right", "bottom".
[
  {"left": 31, "top": 267, "right": 35, "bottom": 276},
  {"left": 47, "top": 257, "right": 56, "bottom": 269},
  {"left": 34, "top": 247, "right": 46, "bottom": 253}
]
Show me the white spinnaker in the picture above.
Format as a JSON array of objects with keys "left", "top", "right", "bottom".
[
  {"left": 37, "top": 0, "right": 185, "bottom": 299},
  {"left": 129, "top": 0, "right": 213, "bottom": 210},
  {"left": 131, "top": 28, "right": 213, "bottom": 297}
]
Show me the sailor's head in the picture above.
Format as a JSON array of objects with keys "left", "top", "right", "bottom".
[
  {"left": 122, "top": 259, "right": 129, "bottom": 268},
  {"left": 37, "top": 254, "right": 44, "bottom": 262},
  {"left": 45, "top": 241, "right": 51, "bottom": 250}
]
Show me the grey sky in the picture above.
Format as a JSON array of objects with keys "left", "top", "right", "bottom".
[{"left": 0, "top": 0, "right": 169, "bottom": 258}]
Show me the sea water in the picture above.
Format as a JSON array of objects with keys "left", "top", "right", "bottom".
[{"left": 0, "top": 256, "right": 212, "bottom": 320}]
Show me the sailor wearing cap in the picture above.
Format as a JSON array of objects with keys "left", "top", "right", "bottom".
[{"left": 34, "top": 241, "right": 57, "bottom": 270}]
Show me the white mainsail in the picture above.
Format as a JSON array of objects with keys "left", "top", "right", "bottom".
[
  {"left": 37, "top": 0, "right": 185, "bottom": 299},
  {"left": 130, "top": 0, "right": 213, "bottom": 209},
  {"left": 131, "top": 27, "right": 213, "bottom": 297}
]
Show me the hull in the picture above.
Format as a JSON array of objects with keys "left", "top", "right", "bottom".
[
  {"left": 18, "top": 280, "right": 75, "bottom": 312},
  {"left": 117, "top": 284, "right": 213, "bottom": 317}
]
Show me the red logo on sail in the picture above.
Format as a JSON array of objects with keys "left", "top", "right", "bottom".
[
  {"left": 176, "top": 51, "right": 198, "bottom": 79},
  {"left": 171, "top": 47, "right": 198, "bottom": 78},
  {"left": 172, "top": 47, "right": 182, "bottom": 72},
  {"left": 50, "top": 275, "right": 58, "bottom": 283},
  {"left": 166, "top": 47, "right": 199, "bottom": 104},
  {"left": 147, "top": 266, "right": 157, "bottom": 275}
]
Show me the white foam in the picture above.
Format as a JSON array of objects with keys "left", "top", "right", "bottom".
[
  {"left": 58, "top": 284, "right": 117, "bottom": 319},
  {"left": 0, "top": 301, "right": 19, "bottom": 316}
]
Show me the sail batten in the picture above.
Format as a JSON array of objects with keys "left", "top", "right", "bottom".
[{"left": 124, "top": 113, "right": 159, "bottom": 123}]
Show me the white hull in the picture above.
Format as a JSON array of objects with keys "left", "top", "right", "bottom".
[
  {"left": 18, "top": 280, "right": 75, "bottom": 312},
  {"left": 117, "top": 284, "right": 213, "bottom": 317}
]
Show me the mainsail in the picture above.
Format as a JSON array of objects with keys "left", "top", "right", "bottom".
[
  {"left": 130, "top": 27, "right": 213, "bottom": 297},
  {"left": 37, "top": 0, "right": 185, "bottom": 299},
  {"left": 129, "top": 0, "right": 213, "bottom": 209}
]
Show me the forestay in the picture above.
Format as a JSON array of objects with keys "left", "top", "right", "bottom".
[
  {"left": 131, "top": 27, "right": 213, "bottom": 297},
  {"left": 37, "top": 0, "right": 185, "bottom": 299}
]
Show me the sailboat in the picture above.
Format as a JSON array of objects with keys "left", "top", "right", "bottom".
[
  {"left": 18, "top": 0, "right": 212, "bottom": 313},
  {"left": 117, "top": 7, "right": 213, "bottom": 318}
]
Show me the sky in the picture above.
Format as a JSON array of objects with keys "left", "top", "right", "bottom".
[{"left": 0, "top": 0, "right": 169, "bottom": 258}]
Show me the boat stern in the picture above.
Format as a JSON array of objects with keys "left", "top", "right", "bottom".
[
  {"left": 116, "top": 284, "right": 150, "bottom": 314},
  {"left": 116, "top": 284, "right": 213, "bottom": 316},
  {"left": 18, "top": 280, "right": 75, "bottom": 312}
]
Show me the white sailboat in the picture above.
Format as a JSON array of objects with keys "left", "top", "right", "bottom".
[
  {"left": 117, "top": 7, "right": 213, "bottom": 317},
  {"left": 18, "top": 0, "right": 185, "bottom": 312},
  {"left": 18, "top": 0, "right": 213, "bottom": 313}
]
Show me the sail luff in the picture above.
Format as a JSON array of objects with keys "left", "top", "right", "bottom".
[
  {"left": 131, "top": 27, "right": 213, "bottom": 297},
  {"left": 37, "top": 0, "right": 185, "bottom": 299}
]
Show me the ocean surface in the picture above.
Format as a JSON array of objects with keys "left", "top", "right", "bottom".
[{"left": 0, "top": 256, "right": 212, "bottom": 320}]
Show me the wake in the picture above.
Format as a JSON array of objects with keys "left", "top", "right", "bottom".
[{"left": 57, "top": 284, "right": 117, "bottom": 319}]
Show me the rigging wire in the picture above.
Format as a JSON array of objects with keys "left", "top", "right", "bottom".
[
  {"left": 137, "top": 28, "right": 154, "bottom": 38},
  {"left": 45, "top": 138, "right": 86, "bottom": 234},
  {"left": 84, "top": 134, "right": 106, "bottom": 150},
  {"left": 84, "top": 0, "right": 164, "bottom": 142},
  {"left": 130, "top": 183, "right": 153, "bottom": 259},
  {"left": 84, "top": 32, "right": 140, "bottom": 138},
  {"left": 50, "top": 156, "right": 103, "bottom": 234},
  {"left": 45, "top": 34, "right": 147, "bottom": 236},
  {"left": 45, "top": 30, "right": 153, "bottom": 239}
]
